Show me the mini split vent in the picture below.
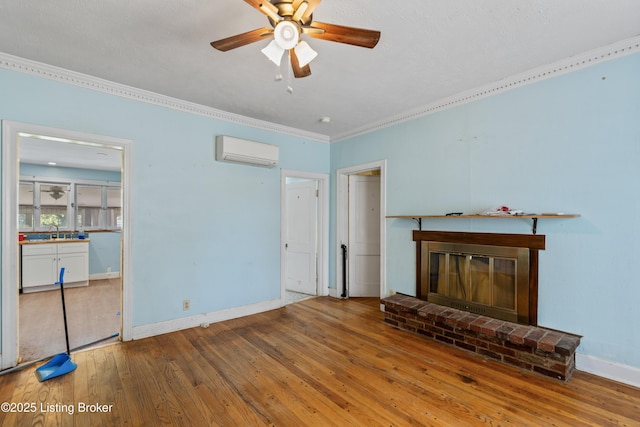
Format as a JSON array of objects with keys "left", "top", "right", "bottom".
[{"left": 215, "top": 135, "right": 279, "bottom": 168}]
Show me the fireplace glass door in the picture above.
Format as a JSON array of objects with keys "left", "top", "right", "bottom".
[{"left": 424, "top": 242, "right": 529, "bottom": 323}]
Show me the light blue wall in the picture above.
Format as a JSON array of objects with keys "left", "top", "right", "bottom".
[
  {"left": 87, "top": 231, "right": 121, "bottom": 276},
  {"left": 330, "top": 52, "right": 640, "bottom": 368},
  {"left": 1, "top": 68, "right": 330, "bottom": 329}
]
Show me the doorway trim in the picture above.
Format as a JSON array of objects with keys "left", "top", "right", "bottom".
[
  {"left": 336, "top": 160, "right": 387, "bottom": 299},
  {"left": 1, "top": 120, "right": 133, "bottom": 370},
  {"left": 280, "top": 169, "right": 329, "bottom": 303}
]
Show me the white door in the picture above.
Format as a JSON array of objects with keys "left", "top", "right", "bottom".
[
  {"left": 348, "top": 175, "right": 381, "bottom": 297},
  {"left": 285, "top": 179, "right": 318, "bottom": 295}
]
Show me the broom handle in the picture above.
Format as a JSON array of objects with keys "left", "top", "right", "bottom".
[{"left": 57, "top": 268, "right": 72, "bottom": 355}]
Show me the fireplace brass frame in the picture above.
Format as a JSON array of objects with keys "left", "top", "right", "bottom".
[
  {"left": 413, "top": 231, "right": 545, "bottom": 326},
  {"left": 423, "top": 242, "right": 530, "bottom": 324}
]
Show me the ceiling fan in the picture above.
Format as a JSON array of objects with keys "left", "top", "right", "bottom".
[
  {"left": 44, "top": 185, "right": 67, "bottom": 200},
  {"left": 210, "top": 0, "right": 381, "bottom": 78}
]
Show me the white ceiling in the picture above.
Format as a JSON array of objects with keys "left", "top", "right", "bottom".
[
  {"left": 1, "top": 0, "right": 640, "bottom": 147},
  {"left": 19, "top": 136, "right": 122, "bottom": 172}
]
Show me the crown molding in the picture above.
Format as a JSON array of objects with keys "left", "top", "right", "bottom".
[
  {"left": 331, "top": 35, "right": 640, "bottom": 142},
  {"left": 0, "top": 52, "right": 331, "bottom": 144},
  {"left": 2, "top": 35, "right": 639, "bottom": 144}
]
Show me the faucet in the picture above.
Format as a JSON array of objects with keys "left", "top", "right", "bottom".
[{"left": 48, "top": 224, "right": 59, "bottom": 239}]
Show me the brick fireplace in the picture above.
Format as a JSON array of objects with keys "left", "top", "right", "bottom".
[{"left": 381, "top": 230, "right": 581, "bottom": 381}]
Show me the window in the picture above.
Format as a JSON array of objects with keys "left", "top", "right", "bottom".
[
  {"left": 18, "top": 182, "right": 34, "bottom": 231},
  {"left": 19, "top": 178, "right": 121, "bottom": 232},
  {"left": 20, "top": 181, "right": 73, "bottom": 231},
  {"left": 76, "top": 184, "right": 121, "bottom": 230},
  {"left": 76, "top": 185, "right": 102, "bottom": 229},
  {"left": 39, "top": 183, "right": 70, "bottom": 229},
  {"left": 107, "top": 187, "right": 122, "bottom": 228}
]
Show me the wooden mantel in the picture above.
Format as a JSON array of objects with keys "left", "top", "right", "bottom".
[{"left": 413, "top": 230, "right": 545, "bottom": 249}]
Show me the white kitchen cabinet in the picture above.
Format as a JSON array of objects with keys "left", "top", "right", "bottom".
[
  {"left": 21, "top": 242, "right": 89, "bottom": 292},
  {"left": 57, "top": 243, "right": 89, "bottom": 283},
  {"left": 21, "top": 246, "right": 57, "bottom": 287}
]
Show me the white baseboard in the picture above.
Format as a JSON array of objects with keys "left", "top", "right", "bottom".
[
  {"left": 131, "top": 298, "right": 283, "bottom": 341},
  {"left": 576, "top": 353, "right": 640, "bottom": 388},
  {"left": 89, "top": 272, "right": 121, "bottom": 280}
]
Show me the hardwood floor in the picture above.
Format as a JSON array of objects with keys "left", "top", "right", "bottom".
[{"left": 1, "top": 297, "right": 638, "bottom": 426}]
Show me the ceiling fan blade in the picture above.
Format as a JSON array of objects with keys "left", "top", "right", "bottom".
[
  {"left": 301, "top": 26, "right": 324, "bottom": 36},
  {"left": 241, "top": 0, "right": 282, "bottom": 22},
  {"left": 243, "top": 0, "right": 261, "bottom": 6},
  {"left": 210, "top": 27, "right": 273, "bottom": 52},
  {"left": 290, "top": 49, "right": 311, "bottom": 78},
  {"left": 299, "top": 0, "right": 322, "bottom": 21},
  {"left": 307, "top": 22, "right": 380, "bottom": 48},
  {"left": 292, "top": 1, "right": 309, "bottom": 22},
  {"left": 243, "top": 0, "right": 266, "bottom": 12},
  {"left": 258, "top": 2, "right": 283, "bottom": 22}
]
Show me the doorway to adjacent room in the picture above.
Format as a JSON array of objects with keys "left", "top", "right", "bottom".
[
  {"left": 280, "top": 170, "right": 329, "bottom": 304},
  {"left": 336, "top": 160, "right": 386, "bottom": 299},
  {"left": 1, "top": 121, "right": 133, "bottom": 371}
]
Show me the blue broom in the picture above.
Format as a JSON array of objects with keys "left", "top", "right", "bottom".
[{"left": 35, "top": 268, "right": 78, "bottom": 381}]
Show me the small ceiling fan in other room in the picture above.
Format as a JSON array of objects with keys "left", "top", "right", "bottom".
[{"left": 210, "top": 0, "right": 381, "bottom": 78}]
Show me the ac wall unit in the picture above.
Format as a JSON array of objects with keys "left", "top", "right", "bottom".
[{"left": 215, "top": 135, "right": 279, "bottom": 168}]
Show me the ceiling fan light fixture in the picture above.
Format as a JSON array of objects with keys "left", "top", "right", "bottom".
[
  {"left": 261, "top": 39, "right": 285, "bottom": 66},
  {"left": 294, "top": 41, "right": 317, "bottom": 67},
  {"left": 273, "top": 21, "right": 299, "bottom": 50}
]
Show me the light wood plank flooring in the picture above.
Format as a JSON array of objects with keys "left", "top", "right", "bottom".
[{"left": 1, "top": 297, "right": 638, "bottom": 426}]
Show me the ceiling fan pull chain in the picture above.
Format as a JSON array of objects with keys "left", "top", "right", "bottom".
[
  {"left": 285, "top": 51, "right": 294, "bottom": 93},
  {"left": 274, "top": 61, "right": 283, "bottom": 82}
]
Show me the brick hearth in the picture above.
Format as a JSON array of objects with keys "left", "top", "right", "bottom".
[{"left": 381, "top": 293, "right": 581, "bottom": 381}]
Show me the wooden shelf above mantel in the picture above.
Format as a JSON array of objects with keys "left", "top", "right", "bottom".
[{"left": 386, "top": 213, "right": 580, "bottom": 234}]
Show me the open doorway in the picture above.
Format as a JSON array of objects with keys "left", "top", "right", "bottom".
[
  {"left": 336, "top": 161, "right": 386, "bottom": 299},
  {"left": 280, "top": 170, "right": 329, "bottom": 305},
  {"left": 1, "top": 121, "right": 133, "bottom": 371}
]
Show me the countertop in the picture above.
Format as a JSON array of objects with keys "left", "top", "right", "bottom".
[{"left": 19, "top": 238, "right": 90, "bottom": 245}]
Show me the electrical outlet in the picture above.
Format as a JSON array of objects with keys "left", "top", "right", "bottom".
[{"left": 183, "top": 299, "right": 190, "bottom": 311}]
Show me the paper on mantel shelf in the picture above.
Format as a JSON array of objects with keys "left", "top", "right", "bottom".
[{"left": 481, "top": 206, "right": 524, "bottom": 216}]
